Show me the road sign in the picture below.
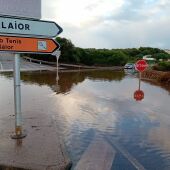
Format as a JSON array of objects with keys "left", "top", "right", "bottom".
[
  {"left": 0, "top": 35, "right": 60, "bottom": 54},
  {"left": 0, "top": 16, "right": 63, "bottom": 38},
  {"left": 135, "top": 59, "right": 148, "bottom": 72},
  {"left": 134, "top": 90, "right": 144, "bottom": 101}
]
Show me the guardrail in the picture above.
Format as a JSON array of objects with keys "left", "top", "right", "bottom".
[
  {"left": 23, "top": 56, "right": 123, "bottom": 70},
  {"left": 23, "top": 56, "right": 97, "bottom": 69},
  {"left": 23, "top": 56, "right": 56, "bottom": 65}
]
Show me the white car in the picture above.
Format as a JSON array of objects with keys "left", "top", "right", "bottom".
[{"left": 124, "top": 63, "right": 135, "bottom": 69}]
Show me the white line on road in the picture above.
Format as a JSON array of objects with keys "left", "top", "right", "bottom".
[{"left": 106, "top": 137, "right": 146, "bottom": 170}]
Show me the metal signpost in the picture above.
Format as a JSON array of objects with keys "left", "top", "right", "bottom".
[
  {"left": 52, "top": 50, "right": 61, "bottom": 92},
  {"left": 133, "top": 59, "right": 148, "bottom": 102},
  {"left": 135, "top": 59, "right": 148, "bottom": 90},
  {"left": 12, "top": 53, "right": 26, "bottom": 138},
  {"left": 0, "top": 0, "right": 63, "bottom": 139},
  {"left": 53, "top": 50, "right": 61, "bottom": 80}
]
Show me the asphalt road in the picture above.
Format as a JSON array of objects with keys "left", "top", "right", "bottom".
[{"left": 0, "top": 54, "right": 56, "bottom": 72}]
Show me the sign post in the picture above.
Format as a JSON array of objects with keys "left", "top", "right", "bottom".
[
  {"left": 135, "top": 59, "right": 148, "bottom": 90},
  {"left": 133, "top": 59, "right": 148, "bottom": 101},
  {"left": 56, "top": 52, "right": 60, "bottom": 81},
  {"left": 0, "top": 1, "right": 63, "bottom": 139},
  {"left": 11, "top": 54, "right": 26, "bottom": 139},
  {"left": 52, "top": 50, "right": 61, "bottom": 92},
  {"left": 53, "top": 50, "right": 61, "bottom": 80},
  {"left": 139, "top": 72, "right": 141, "bottom": 90}
]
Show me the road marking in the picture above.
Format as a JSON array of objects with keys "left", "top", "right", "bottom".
[
  {"left": 75, "top": 137, "right": 116, "bottom": 170},
  {"left": 106, "top": 137, "right": 146, "bottom": 170},
  {"left": 0, "top": 62, "right": 3, "bottom": 70}
]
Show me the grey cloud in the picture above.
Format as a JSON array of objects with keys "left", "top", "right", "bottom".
[
  {"left": 109, "top": 0, "right": 147, "bottom": 22},
  {"left": 63, "top": 17, "right": 170, "bottom": 49},
  {"left": 84, "top": 0, "right": 106, "bottom": 11},
  {"left": 105, "top": 0, "right": 170, "bottom": 22},
  {"left": 41, "top": 0, "right": 170, "bottom": 49},
  {"left": 42, "top": 0, "right": 58, "bottom": 19}
]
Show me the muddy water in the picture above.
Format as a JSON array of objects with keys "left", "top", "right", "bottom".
[{"left": 0, "top": 70, "right": 170, "bottom": 170}]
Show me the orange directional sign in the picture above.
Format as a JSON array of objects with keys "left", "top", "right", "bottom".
[{"left": 0, "top": 35, "right": 59, "bottom": 54}]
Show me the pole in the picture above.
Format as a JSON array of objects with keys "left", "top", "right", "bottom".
[
  {"left": 55, "top": 51, "right": 61, "bottom": 93},
  {"left": 139, "top": 72, "right": 141, "bottom": 90},
  {"left": 11, "top": 53, "right": 26, "bottom": 139},
  {"left": 56, "top": 57, "right": 59, "bottom": 81}
]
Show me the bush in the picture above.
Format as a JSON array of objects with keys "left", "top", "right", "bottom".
[
  {"left": 154, "top": 62, "right": 170, "bottom": 71},
  {"left": 159, "top": 72, "right": 170, "bottom": 84}
]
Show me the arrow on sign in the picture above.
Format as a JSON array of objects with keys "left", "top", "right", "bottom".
[
  {"left": 0, "top": 16, "right": 63, "bottom": 38},
  {"left": 0, "top": 35, "right": 60, "bottom": 54}
]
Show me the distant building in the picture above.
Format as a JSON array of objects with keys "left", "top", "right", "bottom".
[
  {"left": 143, "top": 55, "right": 156, "bottom": 65},
  {"left": 164, "top": 49, "right": 170, "bottom": 54}
]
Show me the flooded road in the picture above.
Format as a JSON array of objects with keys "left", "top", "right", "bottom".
[{"left": 0, "top": 70, "right": 170, "bottom": 170}]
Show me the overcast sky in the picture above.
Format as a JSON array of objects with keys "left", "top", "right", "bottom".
[{"left": 42, "top": 0, "right": 170, "bottom": 49}]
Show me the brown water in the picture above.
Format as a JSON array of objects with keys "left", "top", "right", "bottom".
[{"left": 0, "top": 70, "right": 170, "bottom": 170}]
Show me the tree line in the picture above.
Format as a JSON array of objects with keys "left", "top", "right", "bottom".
[{"left": 27, "top": 37, "right": 170, "bottom": 66}]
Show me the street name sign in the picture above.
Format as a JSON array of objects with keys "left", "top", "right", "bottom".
[
  {"left": 0, "top": 16, "right": 63, "bottom": 38},
  {"left": 135, "top": 59, "right": 148, "bottom": 72},
  {"left": 0, "top": 35, "right": 60, "bottom": 54}
]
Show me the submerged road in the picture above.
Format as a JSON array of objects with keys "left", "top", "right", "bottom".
[
  {"left": 0, "top": 53, "right": 71, "bottom": 170},
  {"left": 0, "top": 53, "right": 56, "bottom": 72}
]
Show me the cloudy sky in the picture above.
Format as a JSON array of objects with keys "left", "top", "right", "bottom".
[{"left": 42, "top": 0, "right": 170, "bottom": 49}]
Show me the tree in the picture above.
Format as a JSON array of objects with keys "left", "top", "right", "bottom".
[
  {"left": 107, "top": 51, "right": 128, "bottom": 66},
  {"left": 56, "top": 37, "right": 76, "bottom": 63},
  {"left": 153, "top": 53, "right": 170, "bottom": 61}
]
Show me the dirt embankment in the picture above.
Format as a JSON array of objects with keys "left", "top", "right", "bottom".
[{"left": 141, "top": 70, "right": 170, "bottom": 86}]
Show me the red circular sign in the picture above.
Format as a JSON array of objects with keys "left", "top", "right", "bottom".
[
  {"left": 135, "top": 59, "right": 148, "bottom": 72},
  {"left": 134, "top": 90, "right": 144, "bottom": 101}
]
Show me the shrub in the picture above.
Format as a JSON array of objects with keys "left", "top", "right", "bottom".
[{"left": 153, "top": 62, "right": 170, "bottom": 71}]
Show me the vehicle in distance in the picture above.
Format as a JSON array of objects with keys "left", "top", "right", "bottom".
[{"left": 124, "top": 63, "right": 135, "bottom": 69}]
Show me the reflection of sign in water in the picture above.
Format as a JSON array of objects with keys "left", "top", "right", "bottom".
[
  {"left": 135, "top": 60, "right": 148, "bottom": 72},
  {"left": 134, "top": 90, "right": 144, "bottom": 101},
  {"left": 38, "top": 41, "right": 47, "bottom": 50}
]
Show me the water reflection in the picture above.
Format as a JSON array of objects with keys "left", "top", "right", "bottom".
[
  {"left": 1, "top": 70, "right": 125, "bottom": 94},
  {"left": 134, "top": 72, "right": 145, "bottom": 101},
  {"left": 0, "top": 70, "right": 170, "bottom": 170}
]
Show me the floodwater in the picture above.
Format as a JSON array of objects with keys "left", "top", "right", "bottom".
[{"left": 0, "top": 70, "right": 170, "bottom": 170}]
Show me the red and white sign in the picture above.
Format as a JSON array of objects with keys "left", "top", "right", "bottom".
[
  {"left": 135, "top": 59, "right": 148, "bottom": 72},
  {"left": 134, "top": 90, "right": 144, "bottom": 101}
]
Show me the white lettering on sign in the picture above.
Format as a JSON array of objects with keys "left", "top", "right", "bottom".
[
  {"left": 135, "top": 64, "right": 148, "bottom": 67},
  {"left": 6, "top": 38, "right": 22, "bottom": 44},
  {"left": 0, "top": 37, "right": 22, "bottom": 50},
  {"left": 0, "top": 22, "right": 30, "bottom": 31}
]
